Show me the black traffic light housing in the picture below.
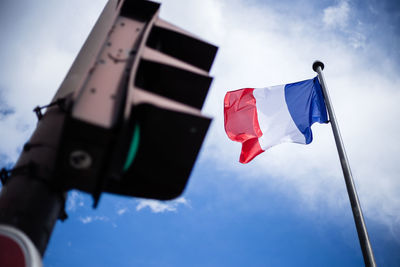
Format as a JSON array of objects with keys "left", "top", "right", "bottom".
[
  {"left": 105, "top": 104, "right": 211, "bottom": 200},
  {"left": 53, "top": 0, "right": 217, "bottom": 203}
]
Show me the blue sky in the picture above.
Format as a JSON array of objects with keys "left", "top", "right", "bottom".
[{"left": 1, "top": 0, "right": 400, "bottom": 266}]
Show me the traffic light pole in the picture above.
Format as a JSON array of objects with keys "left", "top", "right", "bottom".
[
  {"left": 0, "top": 0, "right": 217, "bottom": 259},
  {"left": 0, "top": 106, "right": 67, "bottom": 255}
]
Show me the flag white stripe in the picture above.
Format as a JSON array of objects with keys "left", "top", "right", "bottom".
[{"left": 253, "top": 85, "right": 305, "bottom": 150}]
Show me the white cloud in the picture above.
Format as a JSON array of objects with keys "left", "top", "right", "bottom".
[
  {"left": 174, "top": 197, "right": 190, "bottom": 206},
  {"left": 323, "top": 0, "right": 350, "bottom": 29},
  {"left": 79, "top": 215, "right": 109, "bottom": 224},
  {"left": 117, "top": 208, "right": 128, "bottom": 216},
  {"left": 80, "top": 216, "right": 92, "bottom": 224},
  {"left": 136, "top": 197, "right": 190, "bottom": 213},
  {"left": 159, "top": 0, "right": 400, "bottom": 238},
  {"left": 66, "top": 191, "right": 85, "bottom": 212},
  {"left": 1, "top": 0, "right": 399, "bottom": 243},
  {"left": 348, "top": 30, "right": 367, "bottom": 49},
  {"left": 321, "top": 0, "right": 367, "bottom": 49},
  {"left": 0, "top": 0, "right": 106, "bottom": 165}
]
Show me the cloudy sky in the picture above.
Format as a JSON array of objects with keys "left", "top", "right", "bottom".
[{"left": 1, "top": 0, "right": 400, "bottom": 266}]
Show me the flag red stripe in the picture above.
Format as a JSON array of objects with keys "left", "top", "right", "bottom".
[{"left": 224, "top": 88, "right": 264, "bottom": 163}]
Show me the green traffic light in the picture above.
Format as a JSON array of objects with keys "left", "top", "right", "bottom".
[{"left": 123, "top": 123, "right": 140, "bottom": 172}]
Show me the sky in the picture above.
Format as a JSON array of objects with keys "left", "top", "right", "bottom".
[{"left": 0, "top": 0, "right": 400, "bottom": 266}]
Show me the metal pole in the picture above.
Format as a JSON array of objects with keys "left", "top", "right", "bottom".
[
  {"left": 312, "top": 61, "right": 376, "bottom": 267},
  {"left": 0, "top": 106, "right": 67, "bottom": 255}
]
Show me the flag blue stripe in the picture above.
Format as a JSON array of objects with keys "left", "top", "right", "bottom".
[{"left": 284, "top": 77, "right": 328, "bottom": 144}]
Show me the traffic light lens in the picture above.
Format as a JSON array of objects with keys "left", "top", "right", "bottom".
[{"left": 123, "top": 123, "right": 140, "bottom": 172}]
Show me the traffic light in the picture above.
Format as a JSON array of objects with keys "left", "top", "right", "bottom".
[{"left": 53, "top": 0, "right": 217, "bottom": 201}]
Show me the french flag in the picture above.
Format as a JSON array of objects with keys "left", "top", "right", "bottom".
[{"left": 224, "top": 77, "right": 328, "bottom": 163}]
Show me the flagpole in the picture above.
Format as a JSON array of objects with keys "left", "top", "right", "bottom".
[{"left": 312, "top": 61, "right": 376, "bottom": 267}]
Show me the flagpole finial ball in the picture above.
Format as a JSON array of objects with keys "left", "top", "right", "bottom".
[{"left": 312, "top": 60, "right": 324, "bottom": 72}]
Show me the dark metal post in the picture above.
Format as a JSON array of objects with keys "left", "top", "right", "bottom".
[
  {"left": 313, "top": 60, "right": 376, "bottom": 267},
  {"left": 0, "top": 107, "right": 67, "bottom": 256}
]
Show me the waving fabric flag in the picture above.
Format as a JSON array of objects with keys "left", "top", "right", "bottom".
[{"left": 224, "top": 77, "right": 328, "bottom": 163}]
